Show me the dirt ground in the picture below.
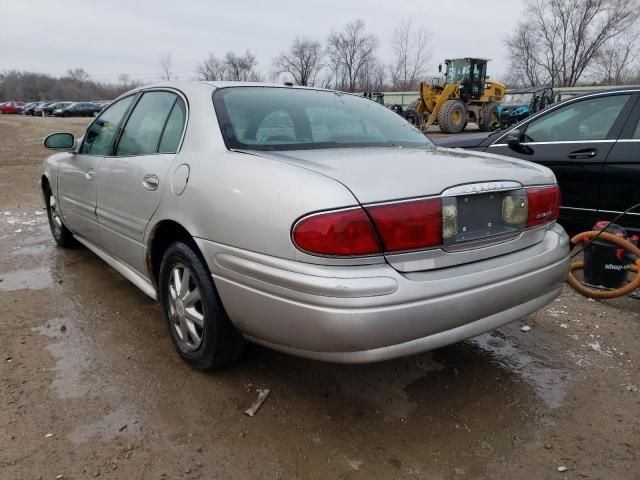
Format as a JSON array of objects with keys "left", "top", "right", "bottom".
[{"left": 0, "top": 115, "right": 639, "bottom": 480}]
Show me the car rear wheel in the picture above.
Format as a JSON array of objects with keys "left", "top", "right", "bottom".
[
  {"left": 159, "top": 242, "right": 246, "bottom": 370},
  {"left": 45, "top": 186, "right": 75, "bottom": 248}
]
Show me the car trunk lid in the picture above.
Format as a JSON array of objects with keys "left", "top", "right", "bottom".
[{"left": 241, "top": 146, "right": 557, "bottom": 272}]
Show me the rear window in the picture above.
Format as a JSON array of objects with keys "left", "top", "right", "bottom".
[{"left": 213, "top": 87, "right": 432, "bottom": 151}]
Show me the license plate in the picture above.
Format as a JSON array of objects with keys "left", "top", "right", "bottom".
[{"left": 443, "top": 192, "right": 522, "bottom": 246}]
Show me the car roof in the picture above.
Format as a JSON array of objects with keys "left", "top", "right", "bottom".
[{"left": 125, "top": 80, "right": 333, "bottom": 97}]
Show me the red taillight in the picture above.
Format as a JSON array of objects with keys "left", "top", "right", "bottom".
[
  {"left": 292, "top": 208, "right": 381, "bottom": 256},
  {"left": 366, "top": 198, "right": 442, "bottom": 252},
  {"left": 527, "top": 185, "right": 560, "bottom": 227}
]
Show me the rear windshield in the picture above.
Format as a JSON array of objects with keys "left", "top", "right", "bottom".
[{"left": 212, "top": 86, "right": 433, "bottom": 151}]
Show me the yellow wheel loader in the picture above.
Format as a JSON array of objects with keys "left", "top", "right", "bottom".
[{"left": 413, "top": 58, "right": 506, "bottom": 134}]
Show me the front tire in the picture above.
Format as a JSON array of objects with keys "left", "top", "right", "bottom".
[
  {"left": 159, "top": 242, "right": 246, "bottom": 370},
  {"left": 45, "top": 186, "right": 75, "bottom": 248},
  {"left": 437, "top": 100, "right": 467, "bottom": 134}
]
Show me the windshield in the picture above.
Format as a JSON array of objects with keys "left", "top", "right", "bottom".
[
  {"left": 445, "top": 60, "right": 471, "bottom": 84},
  {"left": 503, "top": 93, "right": 534, "bottom": 105},
  {"left": 213, "top": 87, "right": 432, "bottom": 151}
]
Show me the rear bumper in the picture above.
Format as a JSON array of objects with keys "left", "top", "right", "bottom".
[{"left": 196, "top": 224, "right": 570, "bottom": 363}]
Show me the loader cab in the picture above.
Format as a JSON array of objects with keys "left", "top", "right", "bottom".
[{"left": 444, "top": 58, "right": 488, "bottom": 100}]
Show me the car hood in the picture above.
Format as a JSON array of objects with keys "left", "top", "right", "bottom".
[
  {"left": 241, "top": 146, "right": 554, "bottom": 204},
  {"left": 435, "top": 133, "right": 493, "bottom": 149}
]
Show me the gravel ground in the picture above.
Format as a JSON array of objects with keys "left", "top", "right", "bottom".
[{"left": 0, "top": 115, "right": 639, "bottom": 479}]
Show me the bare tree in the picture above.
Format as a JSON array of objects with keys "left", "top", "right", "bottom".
[
  {"left": 591, "top": 30, "right": 639, "bottom": 84},
  {"left": 389, "top": 19, "right": 430, "bottom": 90},
  {"left": 223, "top": 50, "right": 258, "bottom": 81},
  {"left": 506, "top": 0, "right": 639, "bottom": 87},
  {"left": 505, "top": 23, "right": 545, "bottom": 87},
  {"left": 196, "top": 53, "right": 227, "bottom": 81},
  {"left": 272, "top": 37, "right": 323, "bottom": 86},
  {"left": 158, "top": 52, "right": 174, "bottom": 81},
  {"left": 326, "top": 20, "right": 379, "bottom": 92},
  {"left": 66, "top": 68, "right": 89, "bottom": 87}
]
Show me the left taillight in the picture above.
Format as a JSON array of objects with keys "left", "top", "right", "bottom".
[
  {"left": 292, "top": 197, "right": 443, "bottom": 257},
  {"left": 526, "top": 185, "right": 561, "bottom": 227},
  {"left": 292, "top": 207, "right": 381, "bottom": 256}
]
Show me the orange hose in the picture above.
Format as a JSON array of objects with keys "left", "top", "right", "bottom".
[{"left": 567, "top": 231, "right": 640, "bottom": 299}]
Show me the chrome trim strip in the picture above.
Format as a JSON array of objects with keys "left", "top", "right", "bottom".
[
  {"left": 560, "top": 206, "right": 640, "bottom": 217},
  {"left": 441, "top": 181, "right": 522, "bottom": 197},
  {"left": 599, "top": 209, "right": 640, "bottom": 217},
  {"left": 560, "top": 206, "right": 597, "bottom": 212},
  {"left": 74, "top": 235, "right": 157, "bottom": 300},
  {"left": 617, "top": 139, "right": 640, "bottom": 143},
  {"left": 490, "top": 140, "right": 616, "bottom": 147}
]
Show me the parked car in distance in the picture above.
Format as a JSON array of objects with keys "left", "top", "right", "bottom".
[
  {"left": 22, "top": 101, "right": 47, "bottom": 116},
  {"left": 52, "top": 102, "right": 101, "bottom": 117},
  {"left": 0, "top": 101, "right": 26, "bottom": 114},
  {"left": 436, "top": 87, "right": 640, "bottom": 237},
  {"left": 91, "top": 101, "right": 111, "bottom": 115},
  {"left": 35, "top": 102, "right": 71, "bottom": 116},
  {"left": 41, "top": 82, "right": 570, "bottom": 370}
]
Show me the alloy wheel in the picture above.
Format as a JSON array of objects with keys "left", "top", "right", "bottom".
[
  {"left": 167, "top": 263, "right": 205, "bottom": 351},
  {"left": 48, "top": 194, "right": 63, "bottom": 237}
]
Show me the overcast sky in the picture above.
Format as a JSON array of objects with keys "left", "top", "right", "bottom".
[{"left": 0, "top": 0, "right": 525, "bottom": 85}]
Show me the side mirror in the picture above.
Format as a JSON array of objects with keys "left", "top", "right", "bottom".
[
  {"left": 505, "top": 129, "right": 522, "bottom": 147},
  {"left": 438, "top": 64, "right": 442, "bottom": 73},
  {"left": 44, "top": 132, "right": 75, "bottom": 150}
]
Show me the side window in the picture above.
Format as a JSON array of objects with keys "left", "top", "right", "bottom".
[
  {"left": 524, "top": 94, "right": 630, "bottom": 143},
  {"left": 80, "top": 95, "right": 135, "bottom": 155},
  {"left": 158, "top": 98, "right": 186, "bottom": 153},
  {"left": 115, "top": 91, "right": 177, "bottom": 156},
  {"left": 633, "top": 116, "right": 640, "bottom": 139}
]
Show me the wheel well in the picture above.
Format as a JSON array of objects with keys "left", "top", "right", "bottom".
[
  {"left": 147, "top": 220, "right": 199, "bottom": 287},
  {"left": 41, "top": 175, "right": 50, "bottom": 200}
]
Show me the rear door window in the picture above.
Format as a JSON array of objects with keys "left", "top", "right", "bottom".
[
  {"left": 158, "top": 98, "right": 187, "bottom": 153},
  {"left": 524, "top": 94, "right": 631, "bottom": 142},
  {"left": 116, "top": 91, "right": 177, "bottom": 156}
]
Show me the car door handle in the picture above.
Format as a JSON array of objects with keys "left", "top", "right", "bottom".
[
  {"left": 85, "top": 169, "right": 96, "bottom": 181},
  {"left": 142, "top": 174, "right": 159, "bottom": 191},
  {"left": 568, "top": 149, "right": 597, "bottom": 159}
]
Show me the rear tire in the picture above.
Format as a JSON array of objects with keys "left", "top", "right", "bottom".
[
  {"left": 404, "top": 108, "right": 421, "bottom": 126},
  {"left": 437, "top": 100, "right": 467, "bottom": 134},
  {"left": 159, "top": 242, "right": 246, "bottom": 370},
  {"left": 478, "top": 102, "right": 498, "bottom": 132},
  {"left": 44, "top": 185, "right": 75, "bottom": 248}
]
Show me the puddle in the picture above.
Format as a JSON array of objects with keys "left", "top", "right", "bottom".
[
  {"left": 0, "top": 265, "right": 52, "bottom": 291},
  {"left": 32, "top": 317, "right": 91, "bottom": 399},
  {"left": 10, "top": 244, "right": 50, "bottom": 257},
  {"left": 470, "top": 330, "right": 570, "bottom": 409},
  {"left": 70, "top": 407, "right": 143, "bottom": 444}
]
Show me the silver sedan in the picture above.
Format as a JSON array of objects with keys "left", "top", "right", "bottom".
[{"left": 41, "top": 82, "right": 570, "bottom": 369}]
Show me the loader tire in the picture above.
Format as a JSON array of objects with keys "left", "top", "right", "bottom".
[
  {"left": 437, "top": 100, "right": 467, "bottom": 134},
  {"left": 478, "top": 102, "right": 498, "bottom": 132}
]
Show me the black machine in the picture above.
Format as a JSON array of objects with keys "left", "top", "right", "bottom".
[{"left": 583, "top": 222, "right": 638, "bottom": 289}]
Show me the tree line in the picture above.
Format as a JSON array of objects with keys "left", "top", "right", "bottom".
[
  {"left": 3, "top": 4, "right": 640, "bottom": 102},
  {"left": 505, "top": 0, "right": 640, "bottom": 87},
  {"left": 0, "top": 69, "right": 140, "bottom": 102}
]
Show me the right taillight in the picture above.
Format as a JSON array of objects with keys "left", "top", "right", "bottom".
[{"left": 526, "top": 185, "right": 560, "bottom": 228}]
